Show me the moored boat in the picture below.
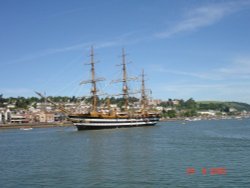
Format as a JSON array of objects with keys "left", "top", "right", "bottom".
[{"left": 20, "top": 127, "right": 33, "bottom": 131}]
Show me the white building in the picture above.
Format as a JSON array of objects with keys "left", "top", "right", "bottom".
[
  {"left": 10, "top": 114, "right": 29, "bottom": 124},
  {"left": 37, "top": 112, "right": 55, "bottom": 123},
  {"left": 5, "top": 109, "right": 11, "bottom": 122},
  {"left": 198, "top": 110, "right": 216, "bottom": 116},
  {"left": 0, "top": 112, "right": 2, "bottom": 124},
  {"left": 148, "top": 99, "right": 162, "bottom": 106},
  {"left": 172, "top": 100, "right": 180, "bottom": 105},
  {"left": 156, "top": 106, "right": 163, "bottom": 111}
]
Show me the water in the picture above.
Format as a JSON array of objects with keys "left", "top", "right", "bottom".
[{"left": 1, "top": 119, "right": 250, "bottom": 187}]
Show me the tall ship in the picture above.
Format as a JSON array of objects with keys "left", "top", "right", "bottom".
[{"left": 38, "top": 47, "right": 160, "bottom": 130}]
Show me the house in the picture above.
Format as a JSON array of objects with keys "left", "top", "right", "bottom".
[
  {"left": 0, "top": 111, "right": 3, "bottom": 124},
  {"left": 198, "top": 110, "right": 216, "bottom": 116},
  {"left": 10, "top": 114, "right": 29, "bottom": 124},
  {"left": 37, "top": 112, "right": 55, "bottom": 123},
  {"left": 148, "top": 99, "right": 162, "bottom": 106}
]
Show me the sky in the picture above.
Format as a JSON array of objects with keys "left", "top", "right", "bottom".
[{"left": 1, "top": 0, "right": 250, "bottom": 103}]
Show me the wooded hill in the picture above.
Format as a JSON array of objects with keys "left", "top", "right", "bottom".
[{"left": 197, "top": 101, "right": 250, "bottom": 111}]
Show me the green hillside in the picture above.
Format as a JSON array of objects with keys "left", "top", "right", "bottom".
[{"left": 197, "top": 101, "right": 250, "bottom": 111}]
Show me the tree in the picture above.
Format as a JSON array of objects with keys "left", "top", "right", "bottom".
[
  {"left": 15, "top": 97, "right": 29, "bottom": 109},
  {"left": 183, "top": 109, "right": 197, "bottom": 117},
  {"left": 177, "top": 99, "right": 185, "bottom": 109},
  {"left": 167, "top": 110, "right": 177, "bottom": 118},
  {"left": 223, "top": 106, "right": 230, "bottom": 113},
  {"left": 0, "top": 94, "right": 5, "bottom": 107},
  {"left": 185, "top": 98, "right": 197, "bottom": 109},
  {"left": 168, "top": 98, "right": 173, "bottom": 106},
  {"left": 159, "top": 101, "right": 169, "bottom": 108}
]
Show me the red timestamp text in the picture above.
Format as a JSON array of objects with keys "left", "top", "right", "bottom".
[{"left": 186, "top": 167, "right": 226, "bottom": 175}]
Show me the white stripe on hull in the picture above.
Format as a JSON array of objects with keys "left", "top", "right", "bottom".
[
  {"left": 74, "top": 121, "right": 156, "bottom": 127},
  {"left": 70, "top": 117, "right": 159, "bottom": 122}
]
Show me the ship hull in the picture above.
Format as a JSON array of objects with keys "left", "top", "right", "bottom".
[
  {"left": 69, "top": 117, "right": 160, "bottom": 130},
  {"left": 75, "top": 123, "right": 156, "bottom": 130}
]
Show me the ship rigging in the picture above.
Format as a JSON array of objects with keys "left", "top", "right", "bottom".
[{"left": 37, "top": 47, "right": 160, "bottom": 130}]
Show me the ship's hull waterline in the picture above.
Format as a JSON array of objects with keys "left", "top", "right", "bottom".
[{"left": 69, "top": 117, "right": 160, "bottom": 130}]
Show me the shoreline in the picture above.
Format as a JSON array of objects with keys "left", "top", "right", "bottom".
[
  {"left": 0, "top": 122, "right": 74, "bottom": 130},
  {"left": 1, "top": 115, "right": 249, "bottom": 130}
]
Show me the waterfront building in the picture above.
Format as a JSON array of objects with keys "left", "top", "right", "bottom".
[
  {"left": 0, "top": 111, "right": 3, "bottom": 124},
  {"left": 148, "top": 99, "right": 162, "bottom": 106},
  {"left": 54, "top": 113, "right": 66, "bottom": 122},
  {"left": 37, "top": 112, "right": 55, "bottom": 123},
  {"left": 156, "top": 106, "right": 164, "bottom": 111},
  {"left": 172, "top": 100, "right": 180, "bottom": 105},
  {"left": 229, "top": 107, "right": 237, "bottom": 112},
  {"left": 4, "top": 109, "right": 11, "bottom": 123},
  {"left": 10, "top": 114, "right": 29, "bottom": 124},
  {"left": 7, "top": 104, "right": 15, "bottom": 109},
  {"left": 198, "top": 110, "right": 217, "bottom": 116}
]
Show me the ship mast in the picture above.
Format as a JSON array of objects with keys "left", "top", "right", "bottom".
[
  {"left": 141, "top": 69, "right": 147, "bottom": 113},
  {"left": 80, "top": 46, "right": 105, "bottom": 113},
  {"left": 90, "top": 46, "right": 97, "bottom": 112},
  {"left": 111, "top": 48, "right": 138, "bottom": 112},
  {"left": 122, "top": 48, "right": 129, "bottom": 111}
]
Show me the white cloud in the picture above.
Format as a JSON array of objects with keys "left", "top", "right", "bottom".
[
  {"left": 151, "top": 55, "right": 250, "bottom": 81},
  {"left": 152, "top": 66, "right": 211, "bottom": 80},
  {"left": 154, "top": 82, "right": 250, "bottom": 103},
  {"left": 3, "top": 33, "right": 141, "bottom": 66},
  {"left": 5, "top": 2, "right": 250, "bottom": 66},
  {"left": 150, "top": 54, "right": 250, "bottom": 103},
  {"left": 155, "top": 1, "right": 250, "bottom": 38},
  {"left": 2, "top": 42, "right": 91, "bottom": 66},
  {"left": 217, "top": 57, "right": 250, "bottom": 78}
]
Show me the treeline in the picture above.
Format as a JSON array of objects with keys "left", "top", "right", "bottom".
[
  {"left": 160, "top": 98, "right": 250, "bottom": 111},
  {"left": 0, "top": 94, "right": 139, "bottom": 109},
  {"left": 1, "top": 94, "right": 250, "bottom": 114},
  {"left": 0, "top": 94, "right": 77, "bottom": 109},
  {"left": 159, "top": 98, "right": 250, "bottom": 118},
  {"left": 160, "top": 98, "right": 198, "bottom": 118}
]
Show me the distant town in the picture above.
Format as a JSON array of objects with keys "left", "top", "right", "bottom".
[{"left": 1, "top": 94, "right": 250, "bottom": 126}]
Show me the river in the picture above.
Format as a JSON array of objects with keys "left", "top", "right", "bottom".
[{"left": 1, "top": 119, "right": 250, "bottom": 187}]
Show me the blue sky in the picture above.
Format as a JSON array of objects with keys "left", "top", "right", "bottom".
[{"left": 1, "top": 0, "right": 250, "bottom": 103}]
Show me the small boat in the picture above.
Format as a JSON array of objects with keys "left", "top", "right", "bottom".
[{"left": 20, "top": 127, "right": 33, "bottom": 131}]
